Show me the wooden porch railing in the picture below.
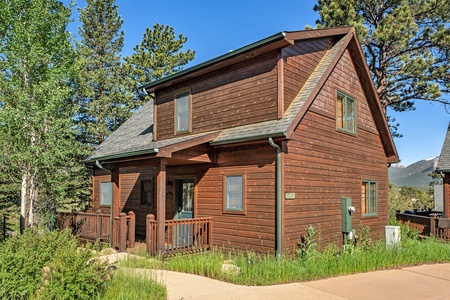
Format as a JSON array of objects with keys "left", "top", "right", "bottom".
[
  {"left": 57, "top": 210, "right": 135, "bottom": 251},
  {"left": 113, "top": 212, "right": 136, "bottom": 252},
  {"left": 146, "top": 214, "right": 212, "bottom": 256},
  {"left": 396, "top": 212, "right": 450, "bottom": 241}
]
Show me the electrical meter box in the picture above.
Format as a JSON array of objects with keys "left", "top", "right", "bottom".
[{"left": 341, "top": 197, "right": 354, "bottom": 233}]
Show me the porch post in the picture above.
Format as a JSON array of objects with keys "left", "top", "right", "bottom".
[
  {"left": 111, "top": 168, "right": 120, "bottom": 248},
  {"left": 156, "top": 158, "right": 167, "bottom": 253}
]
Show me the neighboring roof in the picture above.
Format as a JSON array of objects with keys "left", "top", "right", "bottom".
[
  {"left": 88, "top": 27, "right": 398, "bottom": 164},
  {"left": 436, "top": 123, "right": 450, "bottom": 172}
]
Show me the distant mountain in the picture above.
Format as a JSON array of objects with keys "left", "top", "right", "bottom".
[{"left": 388, "top": 157, "right": 438, "bottom": 188}]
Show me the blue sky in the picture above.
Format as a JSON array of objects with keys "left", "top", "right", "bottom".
[{"left": 65, "top": 0, "right": 450, "bottom": 166}]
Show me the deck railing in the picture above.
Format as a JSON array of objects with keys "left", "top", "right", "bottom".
[
  {"left": 146, "top": 215, "right": 212, "bottom": 256},
  {"left": 396, "top": 212, "right": 450, "bottom": 240},
  {"left": 57, "top": 210, "right": 135, "bottom": 251}
]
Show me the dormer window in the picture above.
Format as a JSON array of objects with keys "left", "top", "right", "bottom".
[{"left": 175, "top": 93, "right": 191, "bottom": 133}]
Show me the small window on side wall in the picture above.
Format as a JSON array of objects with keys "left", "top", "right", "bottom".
[
  {"left": 175, "top": 93, "right": 190, "bottom": 133},
  {"left": 223, "top": 175, "right": 246, "bottom": 214},
  {"left": 141, "top": 179, "right": 154, "bottom": 207},
  {"left": 362, "top": 180, "right": 377, "bottom": 216},
  {"left": 336, "top": 91, "right": 356, "bottom": 134},
  {"left": 100, "top": 182, "right": 112, "bottom": 206}
]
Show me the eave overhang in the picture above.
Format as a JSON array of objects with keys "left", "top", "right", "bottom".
[
  {"left": 83, "top": 148, "right": 158, "bottom": 165},
  {"left": 141, "top": 32, "right": 289, "bottom": 93}
]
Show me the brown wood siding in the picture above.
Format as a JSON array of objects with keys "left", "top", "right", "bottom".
[
  {"left": 195, "top": 143, "right": 277, "bottom": 253},
  {"left": 119, "top": 166, "right": 158, "bottom": 240},
  {"left": 310, "top": 49, "right": 378, "bottom": 133},
  {"left": 155, "top": 51, "right": 279, "bottom": 140},
  {"left": 282, "top": 37, "right": 333, "bottom": 112},
  {"left": 283, "top": 49, "right": 388, "bottom": 252},
  {"left": 444, "top": 174, "right": 450, "bottom": 217}
]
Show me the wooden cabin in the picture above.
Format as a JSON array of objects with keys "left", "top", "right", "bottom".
[
  {"left": 436, "top": 123, "right": 450, "bottom": 217},
  {"left": 83, "top": 27, "right": 399, "bottom": 255}
]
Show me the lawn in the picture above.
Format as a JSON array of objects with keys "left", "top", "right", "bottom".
[{"left": 119, "top": 223, "right": 450, "bottom": 286}]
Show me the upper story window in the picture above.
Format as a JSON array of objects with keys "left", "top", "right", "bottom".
[
  {"left": 175, "top": 93, "right": 191, "bottom": 133},
  {"left": 336, "top": 91, "right": 356, "bottom": 134}
]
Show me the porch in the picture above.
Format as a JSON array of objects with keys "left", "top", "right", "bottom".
[
  {"left": 396, "top": 211, "right": 450, "bottom": 240},
  {"left": 56, "top": 210, "right": 212, "bottom": 256}
]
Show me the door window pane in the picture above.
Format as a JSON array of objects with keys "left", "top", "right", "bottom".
[{"left": 182, "top": 182, "right": 194, "bottom": 212}]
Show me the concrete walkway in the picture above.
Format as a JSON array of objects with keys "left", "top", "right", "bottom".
[{"left": 143, "top": 263, "right": 450, "bottom": 300}]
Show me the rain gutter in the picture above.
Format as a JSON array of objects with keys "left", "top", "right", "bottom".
[{"left": 268, "top": 137, "right": 282, "bottom": 260}]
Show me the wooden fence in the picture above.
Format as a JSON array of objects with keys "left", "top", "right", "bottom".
[
  {"left": 57, "top": 210, "right": 135, "bottom": 251},
  {"left": 396, "top": 212, "right": 450, "bottom": 241},
  {"left": 146, "top": 215, "right": 212, "bottom": 256}
]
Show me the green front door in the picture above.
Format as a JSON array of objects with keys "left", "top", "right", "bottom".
[{"left": 174, "top": 178, "right": 194, "bottom": 246}]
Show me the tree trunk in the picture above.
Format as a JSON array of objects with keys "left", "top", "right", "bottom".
[
  {"left": 28, "top": 171, "right": 38, "bottom": 226},
  {"left": 20, "top": 173, "right": 28, "bottom": 234}
]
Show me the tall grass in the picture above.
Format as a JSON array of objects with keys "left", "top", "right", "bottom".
[
  {"left": 97, "top": 269, "right": 166, "bottom": 300},
  {"left": 120, "top": 225, "right": 450, "bottom": 286}
]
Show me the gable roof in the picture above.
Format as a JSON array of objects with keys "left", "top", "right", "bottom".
[
  {"left": 210, "top": 33, "right": 349, "bottom": 145},
  {"left": 436, "top": 123, "right": 450, "bottom": 172},
  {"left": 141, "top": 27, "right": 353, "bottom": 93},
  {"left": 86, "top": 27, "right": 398, "bottom": 164}
]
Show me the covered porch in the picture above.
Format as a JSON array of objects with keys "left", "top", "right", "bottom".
[
  {"left": 56, "top": 210, "right": 212, "bottom": 255},
  {"left": 77, "top": 132, "right": 220, "bottom": 255}
]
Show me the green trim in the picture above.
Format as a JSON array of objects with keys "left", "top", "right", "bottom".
[
  {"left": 210, "top": 131, "right": 286, "bottom": 146},
  {"left": 140, "top": 32, "right": 286, "bottom": 91},
  {"left": 336, "top": 91, "right": 356, "bottom": 134},
  {"left": 362, "top": 180, "right": 378, "bottom": 217},
  {"left": 83, "top": 148, "right": 158, "bottom": 164}
]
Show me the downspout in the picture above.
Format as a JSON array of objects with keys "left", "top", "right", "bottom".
[
  {"left": 96, "top": 160, "right": 114, "bottom": 248},
  {"left": 268, "top": 138, "right": 282, "bottom": 260}
]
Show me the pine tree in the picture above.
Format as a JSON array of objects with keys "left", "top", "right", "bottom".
[
  {"left": 125, "top": 23, "right": 195, "bottom": 87},
  {"left": 75, "top": 0, "right": 137, "bottom": 146},
  {"left": 0, "top": 0, "right": 86, "bottom": 229},
  {"left": 314, "top": 0, "right": 450, "bottom": 116}
]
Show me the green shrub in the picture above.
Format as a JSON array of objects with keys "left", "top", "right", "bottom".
[{"left": 0, "top": 228, "right": 108, "bottom": 299}]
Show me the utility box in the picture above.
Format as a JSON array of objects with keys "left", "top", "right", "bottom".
[
  {"left": 341, "top": 197, "right": 354, "bottom": 233},
  {"left": 385, "top": 226, "right": 401, "bottom": 249}
]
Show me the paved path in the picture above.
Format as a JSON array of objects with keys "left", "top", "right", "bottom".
[{"left": 137, "top": 263, "right": 450, "bottom": 300}]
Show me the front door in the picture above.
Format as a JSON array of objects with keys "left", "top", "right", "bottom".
[{"left": 174, "top": 178, "right": 194, "bottom": 247}]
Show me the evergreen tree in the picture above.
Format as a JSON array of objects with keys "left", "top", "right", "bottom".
[
  {"left": 314, "top": 0, "right": 450, "bottom": 133},
  {"left": 75, "top": 0, "right": 137, "bottom": 146},
  {"left": 125, "top": 23, "right": 196, "bottom": 87},
  {"left": 0, "top": 0, "right": 86, "bottom": 228}
]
